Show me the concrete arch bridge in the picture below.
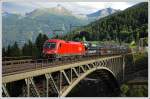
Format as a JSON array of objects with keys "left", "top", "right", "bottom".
[{"left": 2, "top": 54, "right": 134, "bottom": 97}]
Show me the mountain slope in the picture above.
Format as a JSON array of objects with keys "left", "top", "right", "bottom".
[
  {"left": 2, "top": 6, "right": 88, "bottom": 47},
  {"left": 63, "top": 2, "right": 148, "bottom": 42},
  {"left": 87, "top": 8, "right": 119, "bottom": 19},
  {"left": 26, "top": 4, "right": 73, "bottom": 17},
  {"left": 2, "top": 5, "right": 120, "bottom": 47}
]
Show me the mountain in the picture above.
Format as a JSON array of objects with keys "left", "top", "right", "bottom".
[
  {"left": 2, "top": 5, "right": 88, "bottom": 47},
  {"left": 2, "top": 5, "right": 119, "bottom": 47},
  {"left": 63, "top": 2, "right": 148, "bottom": 43},
  {"left": 26, "top": 4, "right": 73, "bottom": 17},
  {"left": 87, "top": 8, "right": 119, "bottom": 20},
  {"left": 2, "top": 11, "right": 19, "bottom": 17},
  {"left": 2, "top": 11, "right": 9, "bottom": 16}
]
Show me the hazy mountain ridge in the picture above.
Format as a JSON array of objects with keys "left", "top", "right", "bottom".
[
  {"left": 26, "top": 4, "right": 73, "bottom": 17},
  {"left": 2, "top": 5, "right": 119, "bottom": 47},
  {"left": 87, "top": 8, "right": 119, "bottom": 19}
]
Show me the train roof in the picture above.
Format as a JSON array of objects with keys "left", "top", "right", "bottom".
[
  {"left": 46, "top": 39, "right": 83, "bottom": 44},
  {"left": 46, "top": 39, "right": 65, "bottom": 43}
]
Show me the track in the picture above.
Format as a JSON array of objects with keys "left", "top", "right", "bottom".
[{"left": 3, "top": 54, "right": 112, "bottom": 76}]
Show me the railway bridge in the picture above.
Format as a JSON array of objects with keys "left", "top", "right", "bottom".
[{"left": 2, "top": 54, "right": 134, "bottom": 97}]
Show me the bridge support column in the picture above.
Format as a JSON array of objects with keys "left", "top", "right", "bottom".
[
  {"left": 115, "top": 58, "right": 118, "bottom": 75},
  {"left": 122, "top": 56, "right": 125, "bottom": 81},
  {"left": 104, "top": 59, "right": 107, "bottom": 67},
  {"left": 72, "top": 67, "right": 79, "bottom": 77},
  {"left": 71, "top": 68, "right": 72, "bottom": 83},
  {"left": 86, "top": 64, "right": 91, "bottom": 70},
  {"left": 109, "top": 59, "right": 113, "bottom": 71},
  {"left": 62, "top": 70, "right": 71, "bottom": 85},
  {"left": 25, "top": 77, "right": 40, "bottom": 97},
  {"left": 106, "top": 59, "right": 109, "bottom": 68},
  {"left": 25, "top": 78, "right": 30, "bottom": 97},
  {"left": 46, "top": 75, "right": 49, "bottom": 97},
  {"left": 111, "top": 58, "right": 113, "bottom": 71},
  {"left": 112, "top": 59, "right": 115, "bottom": 74},
  {"left": 80, "top": 66, "right": 86, "bottom": 73},
  {"left": 117, "top": 57, "right": 122, "bottom": 82},
  {"left": 100, "top": 60, "right": 104, "bottom": 67},
  {"left": 59, "top": 71, "right": 62, "bottom": 96},
  {"left": 45, "top": 73, "right": 59, "bottom": 96},
  {"left": 2, "top": 84, "right": 10, "bottom": 97}
]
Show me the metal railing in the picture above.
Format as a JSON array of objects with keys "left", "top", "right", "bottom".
[{"left": 2, "top": 56, "right": 33, "bottom": 61}]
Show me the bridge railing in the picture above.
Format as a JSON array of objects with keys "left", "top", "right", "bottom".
[
  {"left": 2, "top": 59, "right": 34, "bottom": 65},
  {"left": 2, "top": 56, "right": 33, "bottom": 61},
  {"left": 2, "top": 54, "right": 106, "bottom": 75}
]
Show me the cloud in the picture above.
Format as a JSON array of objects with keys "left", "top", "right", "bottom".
[
  {"left": 76, "top": 2, "right": 140, "bottom": 10},
  {"left": 2, "top": 2, "right": 37, "bottom": 14},
  {"left": 3, "top": 2, "right": 141, "bottom": 15}
]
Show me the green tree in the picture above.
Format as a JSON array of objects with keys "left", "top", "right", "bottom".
[
  {"left": 22, "top": 40, "right": 38, "bottom": 57},
  {"left": 120, "top": 30, "right": 130, "bottom": 42},
  {"left": 11, "top": 42, "right": 21, "bottom": 56},
  {"left": 2, "top": 47, "right": 6, "bottom": 57},
  {"left": 62, "top": 3, "right": 148, "bottom": 43},
  {"left": 128, "top": 86, "right": 146, "bottom": 97},
  {"left": 6, "top": 45, "right": 12, "bottom": 57},
  {"left": 22, "top": 43, "right": 28, "bottom": 56},
  {"left": 6, "top": 42, "right": 21, "bottom": 57},
  {"left": 120, "top": 84, "right": 129, "bottom": 96},
  {"left": 35, "top": 33, "right": 48, "bottom": 57}
]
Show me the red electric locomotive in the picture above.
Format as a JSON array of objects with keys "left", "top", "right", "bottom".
[{"left": 43, "top": 39, "right": 86, "bottom": 58}]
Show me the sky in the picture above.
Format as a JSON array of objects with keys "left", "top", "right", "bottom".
[{"left": 2, "top": 2, "right": 141, "bottom": 15}]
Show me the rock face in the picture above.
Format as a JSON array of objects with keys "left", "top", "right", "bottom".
[{"left": 87, "top": 8, "right": 119, "bottom": 20}]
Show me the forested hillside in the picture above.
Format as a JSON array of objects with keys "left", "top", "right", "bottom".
[{"left": 62, "top": 2, "right": 148, "bottom": 43}]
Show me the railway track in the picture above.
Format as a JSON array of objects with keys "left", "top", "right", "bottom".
[
  {"left": 3, "top": 52, "right": 134, "bottom": 76},
  {"left": 3, "top": 54, "right": 113, "bottom": 76}
]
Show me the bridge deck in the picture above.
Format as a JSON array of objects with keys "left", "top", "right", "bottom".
[
  {"left": 3, "top": 56, "right": 101, "bottom": 75},
  {"left": 2, "top": 55, "right": 121, "bottom": 83}
]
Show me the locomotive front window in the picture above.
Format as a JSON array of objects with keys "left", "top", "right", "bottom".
[{"left": 44, "top": 42, "right": 56, "bottom": 49}]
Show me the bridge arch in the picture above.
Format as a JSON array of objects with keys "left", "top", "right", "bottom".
[
  {"left": 61, "top": 67, "right": 119, "bottom": 97},
  {"left": 3, "top": 55, "right": 125, "bottom": 97}
]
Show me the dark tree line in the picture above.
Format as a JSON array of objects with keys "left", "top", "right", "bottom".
[{"left": 3, "top": 33, "right": 48, "bottom": 58}]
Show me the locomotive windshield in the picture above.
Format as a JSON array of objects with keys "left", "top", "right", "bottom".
[{"left": 44, "top": 42, "right": 56, "bottom": 49}]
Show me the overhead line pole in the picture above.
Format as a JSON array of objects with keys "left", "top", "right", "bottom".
[{"left": 69, "top": 24, "right": 83, "bottom": 41}]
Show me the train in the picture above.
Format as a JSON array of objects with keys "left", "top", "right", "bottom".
[
  {"left": 43, "top": 39, "right": 85, "bottom": 58},
  {"left": 42, "top": 39, "right": 131, "bottom": 58}
]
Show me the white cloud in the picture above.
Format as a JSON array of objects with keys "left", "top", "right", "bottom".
[
  {"left": 76, "top": 2, "right": 139, "bottom": 10},
  {"left": 3, "top": 2, "right": 140, "bottom": 15},
  {"left": 107, "top": 2, "right": 137, "bottom": 10},
  {"left": 31, "top": 2, "right": 138, "bottom": 14}
]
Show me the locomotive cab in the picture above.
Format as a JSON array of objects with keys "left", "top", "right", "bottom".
[{"left": 43, "top": 41, "right": 58, "bottom": 58}]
